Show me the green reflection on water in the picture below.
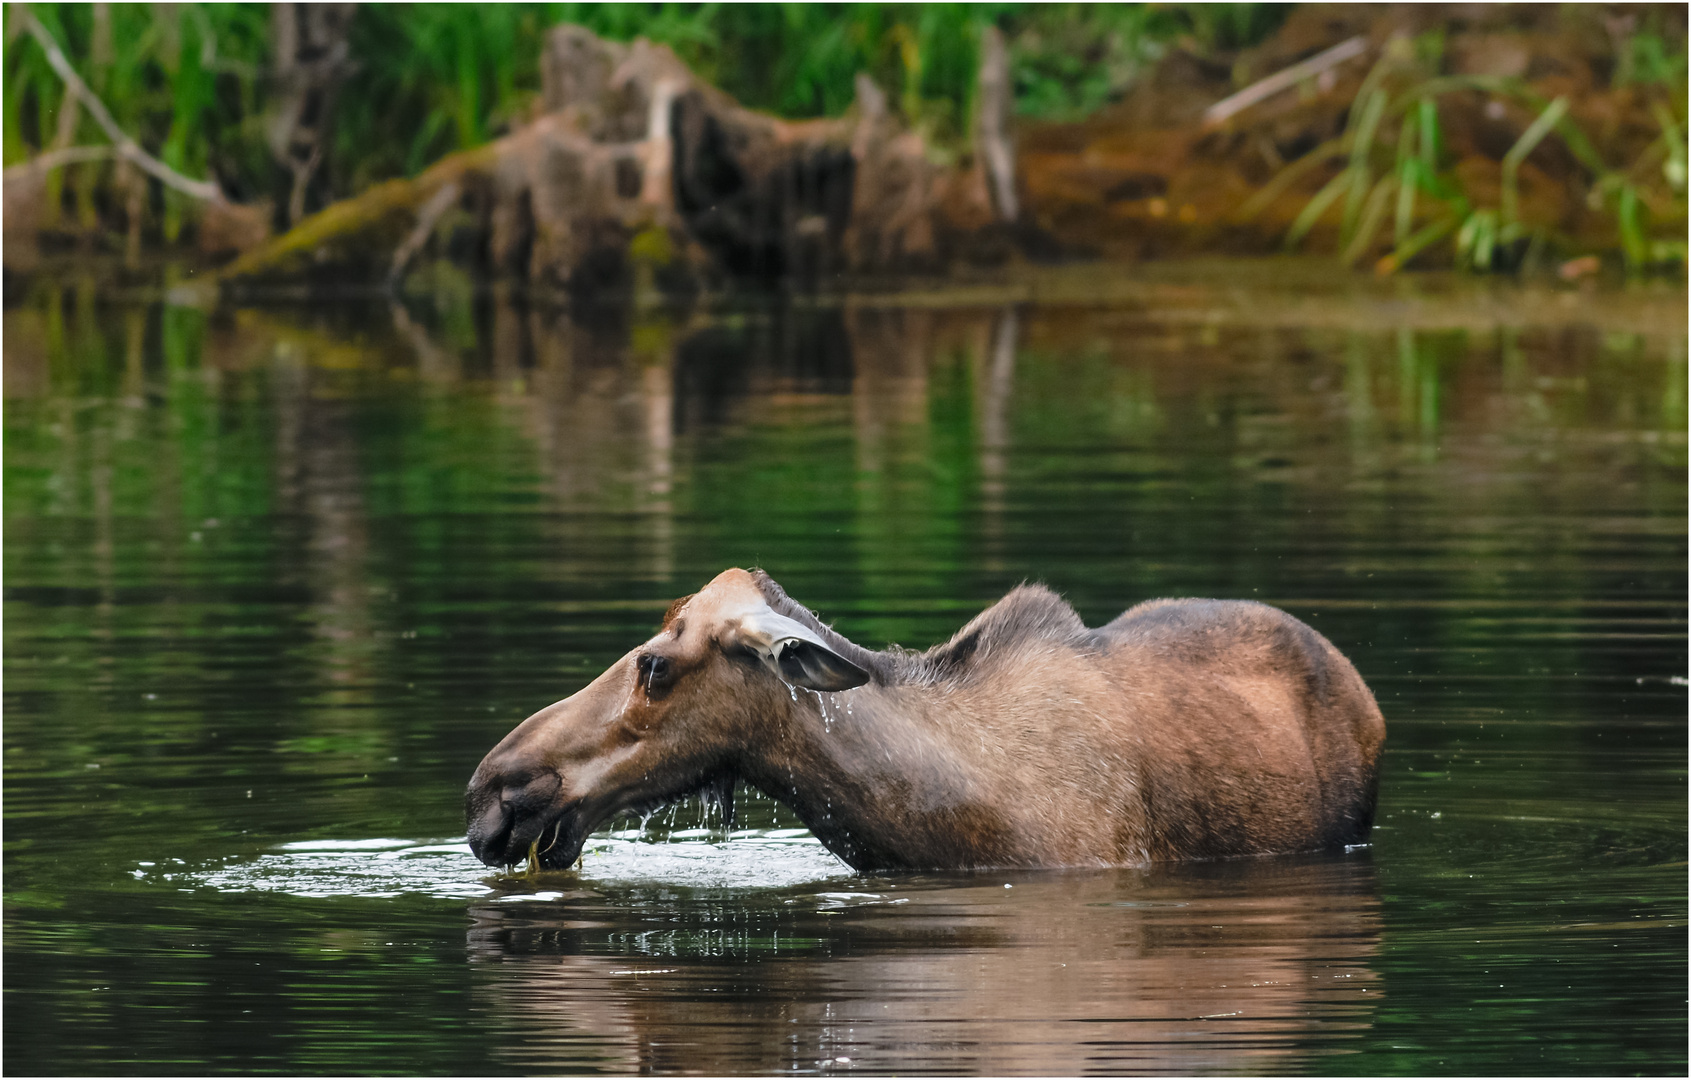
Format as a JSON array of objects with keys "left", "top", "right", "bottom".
[{"left": 4, "top": 268, "right": 1685, "bottom": 1075}]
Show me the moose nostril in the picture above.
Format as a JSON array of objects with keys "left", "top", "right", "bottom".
[{"left": 499, "top": 771, "right": 561, "bottom": 811}]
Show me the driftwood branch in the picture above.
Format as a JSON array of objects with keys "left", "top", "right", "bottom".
[
  {"left": 386, "top": 181, "right": 461, "bottom": 287},
  {"left": 16, "top": 4, "right": 225, "bottom": 202},
  {"left": 220, "top": 141, "right": 499, "bottom": 282},
  {"left": 1203, "top": 36, "right": 1368, "bottom": 127},
  {"left": 976, "top": 25, "right": 1018, "bottom": 223},
  {"left": 3, "top": 144, "right": 117, "bottom": 182}
]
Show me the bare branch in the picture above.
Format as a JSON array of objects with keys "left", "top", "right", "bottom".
[
  {"left": 16, "top": 4, "right": 226, "bottom": 202},
  {"left": 4, "top": 144, "right": 117, "bottom": 183},
  {"left": 1204, "top": 36, "right": 1369, "bottom": 128},
  {"left": 387, "top": 181, "right": 461, "bottom": 288},
  {"left": 976, "top": 24, "right": 1018, "bottom": 223}
]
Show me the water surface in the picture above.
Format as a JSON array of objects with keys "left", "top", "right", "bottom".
[{"left": 5, "top": 264, "right": 1685, "bottom": 1074}]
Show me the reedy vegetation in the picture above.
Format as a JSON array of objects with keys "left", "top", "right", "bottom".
[
  {"left": 4, "top": 3, "right": 1684, "bottom": 273},
  {"left": 5, "top": 4, "right": 1264, "bottom": 181},
  {"left": 1241, "top": 27, "right": 1687, "bottom": 275}
]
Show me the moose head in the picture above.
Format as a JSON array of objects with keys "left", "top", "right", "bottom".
[{"left": 465, "top": 569, "right": 871, "bottom": 869}]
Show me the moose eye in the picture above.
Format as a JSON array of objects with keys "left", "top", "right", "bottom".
[{"left": 636, "top": 653, "right": 674, "bottom": 696}]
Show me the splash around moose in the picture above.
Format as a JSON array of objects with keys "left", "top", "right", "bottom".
[{"left": 465, "top": 568, "right": 1385, "bottom": 872}]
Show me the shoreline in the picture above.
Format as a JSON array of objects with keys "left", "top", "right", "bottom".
[{"left": 9, "top": 253, "right": 1685, "bottom": 341}]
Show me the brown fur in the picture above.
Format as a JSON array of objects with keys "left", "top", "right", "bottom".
[{"left": 465, "top": 568, "right": 1386, "bottom": 871}]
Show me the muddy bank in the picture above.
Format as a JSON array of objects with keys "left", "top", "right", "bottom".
[{"left": 1021, "top": 3, "right": 1687, "bottom": 268}]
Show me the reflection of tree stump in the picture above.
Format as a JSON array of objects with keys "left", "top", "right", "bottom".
[{"left": 224, "top": 23, "right": 1001, "bottom": 293}]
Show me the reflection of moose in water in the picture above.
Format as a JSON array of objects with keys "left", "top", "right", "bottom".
[
  {"left": 466, "top": 856, "right": 1382, "bottom": 1074},
  {"left": 466, "top": 568, "right": 1385, "bottom": 871}
]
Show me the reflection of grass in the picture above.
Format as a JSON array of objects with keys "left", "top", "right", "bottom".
[{"left": 1246, "top": 38, "right": 1688, "bottom": 276}]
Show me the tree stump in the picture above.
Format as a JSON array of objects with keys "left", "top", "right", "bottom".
[{"left": 222, "top": 23, "right": 997, "bottom": 294}]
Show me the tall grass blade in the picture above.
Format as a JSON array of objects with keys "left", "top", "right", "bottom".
[
  {"left": 1456, "top": 209, "right": 1498, "bottom": 270},
  {"left": 1501, "top": 95, "right": 1567, "bottom": 224},
  {"left": 1345, "top": 173, "right": 1397, "bottom": 265},
  {"left": 1650, "top": 102, "right": 1687, "bottom": 192},
  {"left": 1616, "top": 184, "right": 1647, "bottom": 271},
  {"left": 1341, "top": 87, "right": 1387, "bottom": 240},
  {"left": 1376, "top": 214, "right": 1457, "bottom": 275},
  {"left": 1417, "top": 96, "right": 1439, "bottom": 170},
  {"left": 1285, "top": 166, "right": 1352, "bottom": 251},
  {"left": 1394, "top": 104, "right": 1420, "bottom": 245},
  {"left": 1231, "top": 138, "right": 1345, "bottom": 222}
]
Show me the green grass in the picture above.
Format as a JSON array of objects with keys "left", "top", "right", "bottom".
[
  {"left": 16, "top": 3, "right": 1680, "bottom": 277},
  {"left": 1250, "top": 34, "right": 1688, "bottom": 276},
  {"left": 5, "top": 3, "right": 1287, "bottom": 213}
]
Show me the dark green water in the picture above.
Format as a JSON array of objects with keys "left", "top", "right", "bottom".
[{"left": 5, "top": 267, "right": 1686, "bottom": 1075}]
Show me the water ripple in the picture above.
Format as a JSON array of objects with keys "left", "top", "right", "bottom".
[{"left": 185, "top": 829, "right": 850, "bottom": 899}]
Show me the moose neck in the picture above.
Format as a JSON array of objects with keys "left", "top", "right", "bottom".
[{"left": 737, "top": 677, "right": 1011, "bottom": 871}]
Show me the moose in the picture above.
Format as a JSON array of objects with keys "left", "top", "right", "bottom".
[{"left": 466, "top": 569, "right": 1385, "bottom": 871}]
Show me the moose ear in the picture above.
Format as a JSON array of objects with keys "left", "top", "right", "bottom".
[
  {"left": 731, "top": 608, "right": 870, "bottom": 692},
  {"left": 772, "top": 638, "right": 870, "bottom": 692}
]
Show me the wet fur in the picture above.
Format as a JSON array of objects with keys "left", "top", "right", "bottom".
[
  {"left": 468, "top": 569, "right": 1386, "bottom": 871},
  {"left": 743, "top": 572, "right": 1384, "bottom": 867}
]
